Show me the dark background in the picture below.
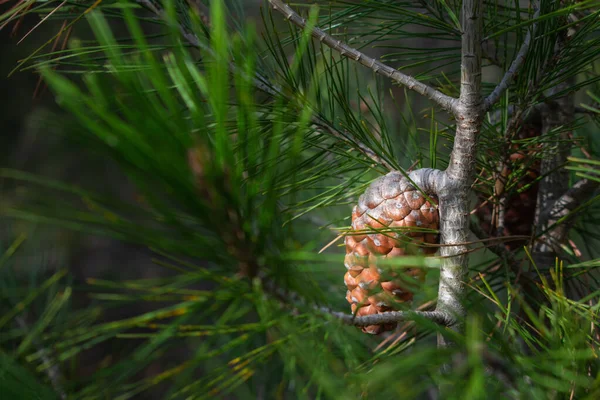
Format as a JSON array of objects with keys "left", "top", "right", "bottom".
[{"left": 0, "top": 11, "right": 177, "bottom": 392}]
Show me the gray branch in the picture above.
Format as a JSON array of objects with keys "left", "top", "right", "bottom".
[
  {"left": 434, "top": 0, "right": 484, "bottom": 347},
  {"left": 262, "top": 275, "right": 454, "bottom": 328},
  {"left": 267, "top": 0, "right": 458, "bottom": 113},
  {"left": 456, "top": 0, "right": 483, "bottom": 113},
  {"left": 326, "top": 308, "right": 455, "bottom": 327},
  {"left": 483, "top": 5, "right": 540, "bottom": 112}
]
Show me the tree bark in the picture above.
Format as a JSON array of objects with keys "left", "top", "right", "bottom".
[{"left": 434, "top": 0, "right": 483, "bottom": 347}]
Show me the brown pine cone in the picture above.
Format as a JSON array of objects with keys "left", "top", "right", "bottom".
[{"left": 344, "top": 171, "right": 439, "bottom": 334}]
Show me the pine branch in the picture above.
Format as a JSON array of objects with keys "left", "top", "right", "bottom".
[
  {"left": 456, "top": 0, "right": 483, "bottom": 112},
  {"left": 326, "top": 308, "right": 455, "bottom": 327},
  {"left": 137, "top": 0, "right": 394, "bottom": 169},
  {"left": 261, "top": 273, "right": 454, "bottom": 328},
  {"left": 483, "top": 4, "right": 540, "bottom": 112},
  {"left": 434, "top": 0, "right": 484, "bottom": 347},
  {"left": 267, "top": 0, "right": 458, "bottom": 113}
]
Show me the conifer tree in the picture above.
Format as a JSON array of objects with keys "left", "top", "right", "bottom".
[{"left": 1, "top": 0, "right": 599, "bottom": 398}]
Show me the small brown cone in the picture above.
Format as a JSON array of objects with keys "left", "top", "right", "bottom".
[{"left": 344, "top": 171, "right": 439, "bottom": 334}]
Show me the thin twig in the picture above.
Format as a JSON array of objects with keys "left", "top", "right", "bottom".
[
  {"left": 267, "top": 0, "right": 457, "bottom": 113},
  {"left": 17, "top": 0, "right": 67, "bottom": 45},
  {"left": 483, "top": 4, "right": 540, "bottom": 112},
  {"left": 260, "top": 274, "right": 453, "bottom": 329},
  {"left": 323, "top": 308, "right": 455, "bottom": 327}
]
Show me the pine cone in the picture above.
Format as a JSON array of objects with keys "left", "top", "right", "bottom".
[{"left": 344, "top": 171, "right": 439, "bottom": 334}]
